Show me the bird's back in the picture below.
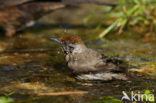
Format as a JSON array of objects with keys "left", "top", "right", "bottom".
[{"left": 67, "top": 48, "right": 128, "bottom": 80}]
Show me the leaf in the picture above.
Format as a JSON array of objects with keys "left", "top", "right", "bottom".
[
  {"left": 144, "top": 90, "right": 151, "bottom": 95},
  {"left": 99, "top": 20, "right": 119, "bottom": 38}
]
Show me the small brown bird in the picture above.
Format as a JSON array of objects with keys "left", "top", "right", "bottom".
[{"left": 51, "top": 35, "right": 128, "bottom": 81}]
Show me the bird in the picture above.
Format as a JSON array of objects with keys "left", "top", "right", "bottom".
[
  {"left": 51, "top": 35, "right": 129, "bottom": 81},
  {"left": 0, "top": 0, "right": 117, "bottom": 37}
]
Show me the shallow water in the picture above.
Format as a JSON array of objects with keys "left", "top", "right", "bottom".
[{"left": 0, "top": 5, "right": 156, "bottom": 103}]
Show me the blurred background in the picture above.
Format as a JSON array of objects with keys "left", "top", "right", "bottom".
[{"left": 0, "top": 0, "right": 156, "bottom": 103}]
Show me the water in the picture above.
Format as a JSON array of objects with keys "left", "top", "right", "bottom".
[{"left": 0, "top": 5, "right": 156, "bottom": 103}]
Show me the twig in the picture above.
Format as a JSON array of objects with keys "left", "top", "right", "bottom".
[{"left": 38, "top": 91, "right": 88, "bottom": 96}]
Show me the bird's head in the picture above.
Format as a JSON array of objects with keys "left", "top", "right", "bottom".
[{"left": 51, "top": 35, "right": 86, "bottom": 54}]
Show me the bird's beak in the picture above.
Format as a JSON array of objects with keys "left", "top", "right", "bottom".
[
  {"left": 50, "top": 37, "right": 71, "bottom": 54},
  {"left": 50, "top": 38, "right": 62, "bottom": 44}
]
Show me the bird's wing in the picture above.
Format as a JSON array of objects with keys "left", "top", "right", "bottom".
[{"left": 94, "top": 54, "right": 128, "bottom": 73}]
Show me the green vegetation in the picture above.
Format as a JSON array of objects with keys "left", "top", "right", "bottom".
[
  {"left": 0, "top": 97, "right": 13, "bottom": 103},
  {"left": 99, "top": 0, "right": 156, "bottom": 38},
  {"left": 85, "top": 0, "right": 156, "bottom": 38},
  {"left": 144, "top": 90, "right": 155, "bottom": 102}
]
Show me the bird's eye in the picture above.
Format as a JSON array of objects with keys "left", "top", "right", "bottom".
[{"left": 63, "top": 41, "right": 69, "bottom": 45}]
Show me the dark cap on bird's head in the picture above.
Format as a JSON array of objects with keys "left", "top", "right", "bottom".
[
  {"left": 50, "top": 35, "right": 85, "bottom": 54},
  {"left": 61, "top": 35, "right": 84, "bottom": 45},
  {"left": 51, "top": 35, "right": 84, "bottom": 45}
]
